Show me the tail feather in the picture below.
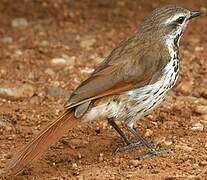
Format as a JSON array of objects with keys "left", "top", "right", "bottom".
[{"left": 4, "top": 110, "right": 79, "bottom": 176}]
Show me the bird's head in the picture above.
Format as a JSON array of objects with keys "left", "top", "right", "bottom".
[{"left": 140, "top": 5, "right": 200, "bottom": 45}]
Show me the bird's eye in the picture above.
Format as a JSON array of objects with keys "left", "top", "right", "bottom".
[{"left": 176, "top": 16, "right": 185, "bottom": 24}]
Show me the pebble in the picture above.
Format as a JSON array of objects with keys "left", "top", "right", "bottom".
[
  {"left": 187, "top": 175, "right": 201, "bottom": 180},
  {"left": 28, "top": 72, "right": 35, "bottom": 80},
  {"left": 80, "top": 37, "right": 96, "bottom": 50},
  {"left": 199, "top": 161, "right": 207, "bottom": 166},
  {"left": 101, "top": 121, "right": 108, "bottom": 129},
  {"left": 76, "top": 176, "right": 84, "bottom": 180},
  {"left": 29, "top": 96, "right": 39, "bottom": 105},
  {"left": 0, "top": 37, "right": 13, "bottom": 44},
  {"left": 130, "top": 160, "right": 141, "bottom": 167},
  {"left": 0, "top": 121, "right": 12, "bottom": 132},
  {"left": 200, "top": 7, "right": 207, "bottom": 13},
  {"left": 194, "top": 105, "right": 207, "bottom": 115},
  {"left": 62, "top": 54, "right": 76, "bottom": 67},
  {"left": 163, "top": 121, "right": 179, "bottom": 129},
  {"left": 72, "top": 163, "right": 78, "bottom": 169},
  {"left": 70, "top": 138, "right": 88, "bottom": 148},
  {"left": 99, "top": 153, "right": 104, "bottom": 162},
  {"left": 145, "top": 129, "right": 153, "bottom": 137},
  {"left": 175, "top": 143, "right": 193, "bottom": 151},
  {"left": 81, "top": 67, "right": 94, "bottom": 74},
  {"left": 164, "top": 140, "right": 173, "bottom": 146},
  {"left": 11, "top": 18, "right": 28, "bottom": 28},
  {"left": 177, "top": 80, "right": 193, "bottom": 95},
  {"left": 51, "top": 56, "right": 76, "bottom": 67},
  {"left": 78, "top": 153, "right": 82, "bottom": 159},
  {"left": 0, "top": 84, "right": 35, "bottom": 100},
  {"left": 191, "top": 122, "right": 204, "bottom": 131},
  {"left": 44, "top": 68, "right": 55, "bottom": 77},
  {"left": 114, "top": 158, "right": 120, "bottom": 164},
  {"left": 51, "top": 58, "right": 67, "bottom": 66},
  {"left": 195, "top": 46, "right": 204, "bottom": 52}
]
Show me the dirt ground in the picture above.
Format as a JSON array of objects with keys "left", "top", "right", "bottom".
[{"left": 0, "top": 0, "right": 207, "bottom": 179}]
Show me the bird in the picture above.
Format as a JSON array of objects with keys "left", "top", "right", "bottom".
[{"left": 3, "top": 5, "right": 200, "bottom": 176}]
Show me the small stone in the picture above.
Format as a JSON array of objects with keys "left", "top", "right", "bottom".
[
  {"left": 15, "top": 50, "right": 23, "bottom": 57},
  {"left": 200, "top": 7, "right": 207, "bottom": 13},
  {"left": 30, "top": 96, "right": 39, "bottom": 105},
  {"left": 0, "top": 84, "right": 35, "bottom": 100},
  {"left": 102, "top": 121, "right": 108, "bottom": 129},
  {"left": 199, "top": 161, "right": 207, "bottom": 166},
  {"left": 44, "top": 68, "right": 55, "bottom": 77},
  {"left": 191, "top": 122, "right": 204, "bottom": 131},
  {"left": 187, "top": 175, "right": 200, "bottom": 180},
  {"left": 81, "top": 67, "right": 94, "bottom": 74},
  {"left": 99, "top": 153, "right": 104, "bottom": 162},
  {"left": 51, "top": 56, "right": 76, "bottom": 68},
  {"left": 70, "top": 138, "right": 88, "bottom": 148},
  {"left": 80, "top": 37, "right": 96, "bottom": 50},
  {"left": 51, "top": 58, "right": 67, "bottom": 66},
  {"left": 28, "top": 72, "right": 35, "bottom": 80},
  {"left": 1, "top": 37, "right": 13, "bottom": 44},
  {"left": 72, "top": 163, "right": 78, "bottom": 169},
  {"left": 195, "top": 46, "right": 204, "bottom": 52},
  {"left": 61, "top": 55, "right": 76, "bottom": 67},
  {"left": 130, "top": 160, "right": 141, "bottom": 167},
  {"left": 145, "top": 129, "right": 153, "bottom": 137},
  {"left": 164, "top": 140, "right": 173, "bottom": 146},
  {"left": 194, "top": 105, "right": 207, "bottom": 115},
  {"left": 78, "top": 153, "right": 82, "bottom": 159},
  {"left": 95, "top": 127, "right": 101, "bottom": 134},
  {"left": 175, "top": 143, "right": 193, "bottom": 151},
  {"left": 76, "top": 176, "right": 84, "bottom": 180},
  {"left": 177, "top": 80, "right": 193, "bottom": 95},
  {"left": 11, "top": 18, "right": 28, "bottom": 28},
  {"left": 4, "top": 153, "right": 12, "bottom": 159},
  {"left": 114, "top": 158, "right": 120, "bottom": 164},
  {"left": 0, "top": 69, "right": 6, "bottom": 75},
  {"left": 5, "top": 126, "right": 12, "bottom": 132},
  {"left": 40, "top": 40, "right": 49, "bottom": 47},
  {"left": 163, "top": 121, "right": 179, "bottom": 129}
]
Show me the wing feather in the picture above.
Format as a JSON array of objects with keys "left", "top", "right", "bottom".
[{"left": 65, "top": 36, "right": 169, "bottom": 109}]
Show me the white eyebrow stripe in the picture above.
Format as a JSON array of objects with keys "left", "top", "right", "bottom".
[{"left": 163, "top": 13, "right": 185, "bottom": 25}]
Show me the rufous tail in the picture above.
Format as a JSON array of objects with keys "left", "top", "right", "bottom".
[{"left": 4, "top": 110, "right": 79, "bottom": 176}]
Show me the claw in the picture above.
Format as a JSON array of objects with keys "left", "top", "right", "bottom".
[
  {"left": 135, "top": 149, "right": 171, "bottom": 160},
  {"left": 113, "top": 140, "right": 143, "bottom": 153}
]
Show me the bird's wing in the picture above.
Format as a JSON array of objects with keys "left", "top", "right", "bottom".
[{"left": 65, "top": 36, "right": 169, "bottom": 108}]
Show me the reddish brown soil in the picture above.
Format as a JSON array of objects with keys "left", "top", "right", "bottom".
[{"left": 0, "top": 0, "right": 207, "bottom": 179}]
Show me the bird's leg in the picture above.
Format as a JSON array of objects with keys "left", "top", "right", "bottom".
[
  {"left": 107, "top": 118, "right": 142, "bottom": 153},
  {"left": 127, "top": 125, "right": 170, "bottom": 160}
]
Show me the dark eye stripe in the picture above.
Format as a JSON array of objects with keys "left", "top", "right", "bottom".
[{"left": 176, "top": 16, "right": 185, "bottom": 24}]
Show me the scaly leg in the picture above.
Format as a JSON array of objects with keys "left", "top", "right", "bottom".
[
  {"left": 127, "top": 125, "right": 169, "bottom": 160},
  {"left": 107, "top": 118, "right": 142, "bottom": 153}
]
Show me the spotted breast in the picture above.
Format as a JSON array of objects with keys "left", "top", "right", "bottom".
[{"left": 83, "top": 41, "right": 179, "bottom": 128}]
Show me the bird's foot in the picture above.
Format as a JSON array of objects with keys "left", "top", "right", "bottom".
[
  {"left": 113, "top": 140, "right": 143, "bottom": 153},
  {"left": 135, "top": 148, "right": 171, "bottom": 160}
]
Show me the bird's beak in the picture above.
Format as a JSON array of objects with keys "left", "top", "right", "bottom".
[{"left": 189, "top": 11, "right": 201, "bottom": 20}]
